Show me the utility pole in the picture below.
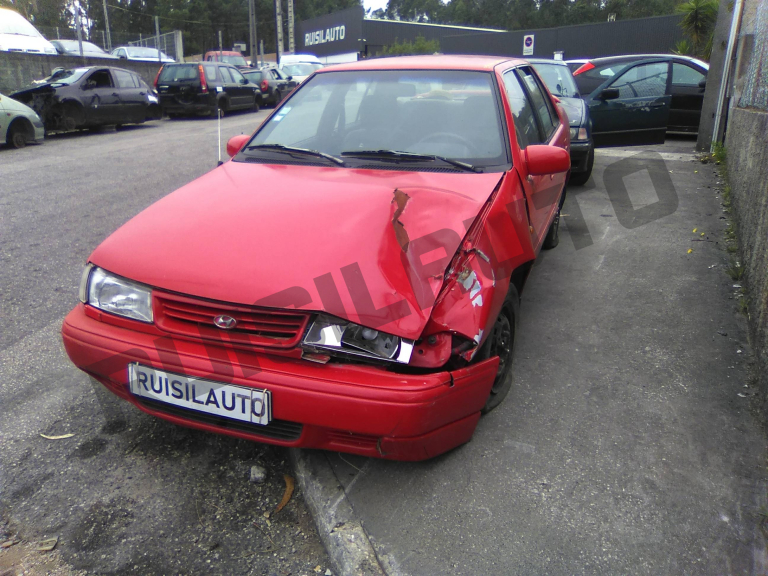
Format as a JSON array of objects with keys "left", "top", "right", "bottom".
[
  {"left": 155, "top": 16, "right": 161, "bottom": 62},
  {"left": 259, "top": 39, "right": 264, "bottom": 67},
  {"left": 273, "top": 0, "right": 283, "bottom": 63},
  {"left": 287, "top": 0, "right": 294, "bottom": 54},
  {"left": 102, "top": 0, "right": 112, "bottom": 51},
  {"left": 75, "top": 3, "right": 84, "bottom": 59},
  {"left": 218, "top": 29, "right": 223, "bottom": 52},
  {"left": 248, "top": 0, "right": 258, "bottom": 66}
]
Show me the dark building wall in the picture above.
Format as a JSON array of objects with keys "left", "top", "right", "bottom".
[
  {"left": 0, "top": 51, "right": 163, "bottom": 95},
  {"left": 296, "top": 6, "right": 365, "bottom": 57},
  {"left": 441, "top": 14, "right": 685, "bottom": 60},
  {"left": 362, "top": 19, "right": 502, "bottom": 56}
]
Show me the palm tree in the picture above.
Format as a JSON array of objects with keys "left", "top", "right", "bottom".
[{"left": 677, "top": 0, "right": 719, "bottom": 58}]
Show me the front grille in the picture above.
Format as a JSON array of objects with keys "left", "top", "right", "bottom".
[
  {"left": 138, "top": 398, "right": 303, "bottom": 441},
  {"left": 154, "top": 292, "right": 309, "bottom": 349}
]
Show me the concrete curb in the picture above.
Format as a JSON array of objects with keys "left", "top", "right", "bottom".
[{"left": 289, "top": 449, "right": 386, "bottom": 576}]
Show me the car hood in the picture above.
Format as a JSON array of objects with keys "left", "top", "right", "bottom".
[
  {"left": 90, "top": 161, "right": 504, "bottom": 339},
  {"left": 557, "top": 96, "right": 585, "bottom": 127},
  {"left": 0, "top": 93, "right": 39, "bottom": 116},
  {"left": 0, "top": 32, "right": 55, "bottom": 53}
]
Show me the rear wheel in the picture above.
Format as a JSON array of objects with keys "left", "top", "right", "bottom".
[
  {"left": 251, "top": 96, "right": 260, "bottom": 112},
  {"left": 475, "top": 286, "right": 519, "bottom": 414},
  {"left": 273, "top": 90, "right": 282, "bottom": 106},
  {"left": 62, "top": 101, "right": 84, "bottom": 131},
  {"left": 7, "top": 122, "right": 28, "bottom": 149}
]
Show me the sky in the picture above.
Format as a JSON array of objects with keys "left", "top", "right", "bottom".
[{"left": 363, "top": 0, "right": 388, "bottom": 13}]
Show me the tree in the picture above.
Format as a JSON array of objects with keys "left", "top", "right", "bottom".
[
  {"left": 676, "top": 0, "right": 718, "bottom": 58},
  {"left": 380, "top": 35, "right": 440, "bottom": 55}
]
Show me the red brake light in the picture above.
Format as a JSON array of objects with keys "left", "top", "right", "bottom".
[
  {"left": 199, "top": 64, "right": 208, "bottom": 93},
  {"left": 573, "top": 62, "right": 595, "bottom": 76},
  {"left": 153, "top": 66, "right": 163, "bottom": 89},
  {"left": 261, "top": 79, "right": 268, "bottom": 93}
]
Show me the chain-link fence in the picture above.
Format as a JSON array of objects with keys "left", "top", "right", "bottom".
[
  {"left": 128, "top": 31, "right": 184, "bottom": 62},
  {"left": 739, "top": 0, "right": 768, "bottom": 110}
]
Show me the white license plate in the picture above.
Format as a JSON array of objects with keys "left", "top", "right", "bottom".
[{"left": 128, "top": 364, "right": 271, "bottom": 425}]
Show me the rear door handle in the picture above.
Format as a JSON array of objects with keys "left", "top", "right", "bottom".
[
  {"left": 139, "top": 91, "right": 146, "bottom": 95},
  {"left": 112, "top": 92, "right": 119, "bottom": 97},
  {"left": 650, "top": 102, "right": 666, "bottom": 108}
]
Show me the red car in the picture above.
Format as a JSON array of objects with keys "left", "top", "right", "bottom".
[{"left": 62, "top": 55, "right": 570, "bottom": 461}]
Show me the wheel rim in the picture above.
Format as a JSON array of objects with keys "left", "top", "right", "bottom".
[
  {"left": 11, "top": 131, "right": 26, "bottom": 148},
  {"left": 488, "top": 312, "right": 513, "bottom": 394}
]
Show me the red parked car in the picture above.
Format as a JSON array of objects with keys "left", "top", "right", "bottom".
[{"left": 62, "top": 55, "right": 570, "bottom": 461}]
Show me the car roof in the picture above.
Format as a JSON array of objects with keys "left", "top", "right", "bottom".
[
  {"left": 585, "top": 54, "right": 709, "bottom": 68},
  {"left": 525, "top": 58, "right": 568, "bottom": 66},
  {"left": 320, "top": 54, "right": 527, "bottom": 73}
]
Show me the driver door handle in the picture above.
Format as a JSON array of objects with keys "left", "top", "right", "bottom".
[{"left": 112, "top": 92, "right": 119, "bottom": 97}]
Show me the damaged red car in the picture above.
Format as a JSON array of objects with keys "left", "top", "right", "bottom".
[{"left": 62, "top": 56, "right": 570, "bottom": 461}]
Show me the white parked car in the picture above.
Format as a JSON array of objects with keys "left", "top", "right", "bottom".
[
  {"left": 111, "top": 46, "right": 174, "bottom": 62},
  {"left": 0, "top": 8, "right": 57, "bottom": 55},
  {"left": 0, "top": 92, "right": 44, "bottom": 148}
]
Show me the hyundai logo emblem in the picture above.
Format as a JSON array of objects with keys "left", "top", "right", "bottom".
[{"left": 213, "top": 315, "right": 237, "bottom": 329}]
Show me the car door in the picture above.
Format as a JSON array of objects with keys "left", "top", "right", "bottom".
[
  {"left": 502, "top": 67, "right": 563, "bottom": 248},
  {"left": 80, "top": 69, "right": 121, "bottom": 124},
  {"left": 227, "top": 67, "right": 250, "bottom": 108},
  {"left": 113, "top": 69, "right": 145, "bottom": 122},
  {"left": 588, "top": 60, "right": 671, "bottom": 147},
  {"left": 217, "top": 65, "right": 236, "bottom": 106},
  {"left": 669, "top": 61, "right": 707, "bottom": 133}
]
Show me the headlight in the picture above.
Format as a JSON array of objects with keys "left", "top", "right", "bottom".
[
  {"left": 82, "top": 265, "right": 153, "bottom": 323},
  {"left": 44, "top": 47, "right": 56, "bottom": 54},
  {"left": 570, "top": 127, "right": 588, "bottom": 141},
  {"left": 147, "top": 94, "right": 158, "bottom": 103},
  {"left": 302, "top": 314, "right": 414, "bottom": 364}
]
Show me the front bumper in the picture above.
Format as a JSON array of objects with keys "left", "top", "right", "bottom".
[
  {"left": 62, "top": 304, "right": 499, "bottom": 461},
  {"left": 569, "top": 140, "right": 592, "bottom": 174}
]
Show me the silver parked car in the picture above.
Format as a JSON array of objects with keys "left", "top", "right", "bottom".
[{"left": 0, "top": 92, "right": 44, "bottom": 148}]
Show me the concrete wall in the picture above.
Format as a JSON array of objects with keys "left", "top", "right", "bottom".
[
  {"left": 725, "top": 107, "right": 768, "bottom": 411},
  {"left": 0, "top": 52, "right": 163, "bottom": 95}
]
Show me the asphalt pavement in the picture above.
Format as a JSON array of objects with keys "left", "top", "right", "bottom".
[
  {"left": 0, "top": 111, "right": 332, "bottom": 575},
  {"left": 317, "top": 140, "right": 768, "bottom": 575},
  {"left": 1, "top": 115, "right": 766, "bottom": 576}
]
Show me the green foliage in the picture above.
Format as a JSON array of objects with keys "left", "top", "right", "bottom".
[
  {"left": 712, "top": 141, "right": 727, "bottom": 165},
  {"left": 676, "top": 0, "right": 718, "bottom": 58},
  {"left": 673, "top": 38, "right": 694, "bottom": 55},
  {"left": 380, "top": 35, "right": 440, "bottom": 55}
]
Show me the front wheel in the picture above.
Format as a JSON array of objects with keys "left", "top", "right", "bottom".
[
  {"left": 542, "top": 205, "right": 561, "bottom": 249},
  {"left": 7, "top": 122, "right": 28, "bottom": 148},
  {"left": 475, "top": 286, "right": 519, "bottom": 414}
]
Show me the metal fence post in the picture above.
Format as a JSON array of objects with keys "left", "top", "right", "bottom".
[{"left": 155, "top": 16, "right": 161, "bottom": 62}]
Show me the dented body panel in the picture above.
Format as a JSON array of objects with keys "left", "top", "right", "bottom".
[{"left": 62, "top": 55, "right": 569, "bottom": 460}]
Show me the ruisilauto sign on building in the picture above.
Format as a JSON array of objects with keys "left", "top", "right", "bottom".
[
  {"left": 305, "top": 25, "right": 346, "bottom": 46},
  {"left": 297, "top": 5, "right": 363, "bottom": 58}
]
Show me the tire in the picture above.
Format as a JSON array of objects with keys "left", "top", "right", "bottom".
[
  {"left": 251, "top": 96, "right": 260, "bottom": 112},
  {"left": 542, "top": 188, "right": 565, "bottom": 250},
  {"left": 7, "top": 122, "right": 28, "bottom": 149},
  {"left": 273, "top": 90, "right": 282, "bottom": 106},
  {"left": 475, "top": 286, "right": 519, "bottom": 414},
  {"left": 62, "top": 101, "right": 84, "bottom": 131},
  {"left": 569, "top": 147, "right": 594, "bottom": 187},
  {"left": 210, "top": 99, "right": 227, "bottom": 118}
]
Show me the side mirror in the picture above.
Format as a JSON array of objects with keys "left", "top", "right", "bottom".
[
  {"left": 598, "top": 87, "right": 620, "bottom": 101},
  {"left": 226, "top": 134, "right": 250, "bottom": 158},
  {"left": 82, "top": 81, "right": 95, "bottom": 90},
  {"left": 118, "top": 54, "right": 127, "bottom": 59},
  {"left": 287, "top": 75, "right": 293, "bottom": 81},
  {"left": 240, "top": 78, "right": 248, "bottom": 85},
  {"left": 525, "top": 145, "right": 571, "bottom": 176},
  {"left": 698, "top": 77, "right": 707, "bottom": 91}
]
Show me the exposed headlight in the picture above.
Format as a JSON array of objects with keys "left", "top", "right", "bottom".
[
  {"left": 302, "top": 314, "right": 414, "bottom": 364},
  {"left": 82, "top": 265, "right": 153, "bottom": 323},
  {"left": 570, "top": 127, "right": 588, "bottom": 141}
]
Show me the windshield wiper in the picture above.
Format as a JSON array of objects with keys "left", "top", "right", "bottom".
[
  {"left": 341, "top": 150, "right": 479, "bottom": 172},
  {"left": 245, "top": 143, "right": 345, "bottom": 166}
]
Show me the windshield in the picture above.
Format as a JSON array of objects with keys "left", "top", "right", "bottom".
[
  {"left": 220, "top": 54, "right": 247, "bottom": 66},
  {"left": 247, "top": 69, "right": 507, "bottom": 168},
  {"left": 282, "top": 64, "right": 317, "bottom": 77},
  {"left": 0, "top": 11, "right": 44, "bottom": 37},
  {"left": 42, "top": 67, "right": 90, "bottom": 85},
  {"left": 531, "top": 63, "right": 579, "bottom": 98},
  {"left": 126, "top": 47, "right": 165, "bottom": 58}
]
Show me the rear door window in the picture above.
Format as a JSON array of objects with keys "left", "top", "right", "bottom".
[
  {"left": 219, "top": 67, "right": 233, "bottom": 83},
  {"left": 502, "top": 69, "right": 543, "bottom": 148},
  {"left": 672, "top": 62, "right": 705, "bottom": 86},
  {"left": 229, "top": 68, "right": 245, "bottom": 83},
  {"left": 114, "top": 70, "right": 136, "bottom": 88},
  {"left": 517, "top": 67, "right": 557, "bottom": 140}
]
